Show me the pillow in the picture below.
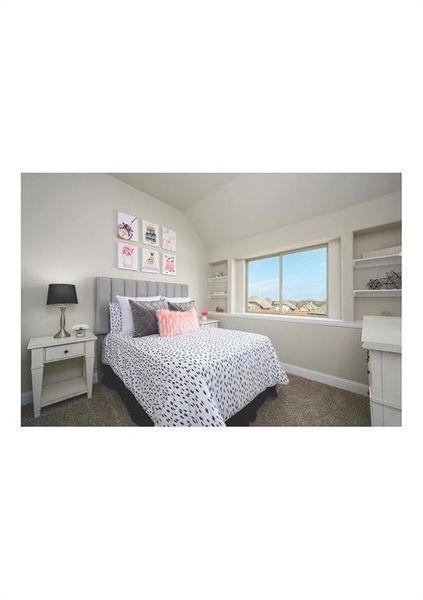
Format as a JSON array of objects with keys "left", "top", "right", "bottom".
[
  {"left": 156, "top": 307, "right": 200, "bottom": 337},
  {"left": 168, "top": 300, "right": 196, "bottom": 312},
  {"left": 109, "top": 302, "right": 122, "bottom": 333},
  {"left": 116, "top": 295, "right": 161, "bottom": 335},
  {"left": 129, "top": 299, "right": 168, "bottom": 337}
]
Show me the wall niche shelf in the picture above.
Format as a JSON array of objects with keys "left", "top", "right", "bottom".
[
  {"left": 353, "top": 253, "right": 401, "bottom": 269},
  {"left": 208, "top": 276, "right": 228, "bottom": 282},
  {"left": 353, "top": 222, "right": 402, "bottom": 320},
  {"left": 208, "top": 259, "right": 229, "bottom": 312},
  {"left": 354, "top": 289, "right": 402, "bottom": 298}
]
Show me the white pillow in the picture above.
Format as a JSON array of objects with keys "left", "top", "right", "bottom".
[
  {"left": 163, "top": 296, "right": 191, "bottom": 303},
  {"left": 116, "top": 295, "right": 161, "bottom": 335}
]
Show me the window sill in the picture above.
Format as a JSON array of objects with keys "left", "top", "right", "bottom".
[{"left": 208, "top": 311, "right": 362, "bottom": 329}]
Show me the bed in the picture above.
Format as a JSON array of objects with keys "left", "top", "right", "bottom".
[{"left": 95, "top": 276, "right": 289, "bottom": 426}]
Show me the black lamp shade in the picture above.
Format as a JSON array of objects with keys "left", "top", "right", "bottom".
[{"left": 47, "top": 284, "right": 78, "bottom": 305}]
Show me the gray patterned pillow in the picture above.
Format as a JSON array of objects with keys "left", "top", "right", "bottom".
[
  {"left": 109, "top": 302, "right": 122, "bottom": 333},
  {"left": 168, "top": 300, "right": 196, "bottom": 312},
  {"left": 129, "top": 299, "right": 168, "bottom": 337}
]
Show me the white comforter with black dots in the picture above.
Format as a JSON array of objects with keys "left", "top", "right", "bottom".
[{"left": 102, "top": 327, "right": 289, "bottom": 427}]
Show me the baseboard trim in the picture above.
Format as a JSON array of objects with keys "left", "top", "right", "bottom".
[
  {"left": 21, "top": 390, "right": 33, "bottom": 406},
  {"left": 21, "top": 370, "right": 99, "bottom": 406},
  {"left": 283, "top": 363, "right": 368, "bottom": 396}
]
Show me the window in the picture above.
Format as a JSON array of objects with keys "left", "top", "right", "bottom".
[{"left": 247, "top": 245, "right": 328, "bottom": 316}]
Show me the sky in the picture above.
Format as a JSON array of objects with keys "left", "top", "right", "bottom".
[{"left": 248, "top": 247, "right": 327, "bottom": 301}]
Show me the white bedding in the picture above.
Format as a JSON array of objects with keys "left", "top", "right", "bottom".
[{"left": 102, "top": 327, "right": 289, "bottom": 426}]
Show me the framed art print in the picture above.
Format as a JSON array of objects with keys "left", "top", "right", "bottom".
[
  {"left": 162, "top": 252, "right": 176, "bottom": 276},
  {"left": 141, "top": 248, "right": 160, "bottom": 273},
  {"left": 162, "top": 227, "right": 176, "bottom": 252},
  {"left": 117, "top": 211, "right": 138, "bottom": 241},
  {"left": 117, "top": 243, "right": 138, "bottom": 270},
  {"left": 142, "top": 220, "right": 159, "bottom": 246}
]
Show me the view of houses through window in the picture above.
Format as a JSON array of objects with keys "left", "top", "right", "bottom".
[{"left": 247, "top": 245, "right": 328, "bottom": 316}]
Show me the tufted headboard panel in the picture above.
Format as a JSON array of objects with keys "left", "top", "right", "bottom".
[{"left": 95, "top": 276, "right": 189, "bottom": 336}]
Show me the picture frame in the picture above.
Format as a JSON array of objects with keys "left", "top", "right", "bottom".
[
  {"left": 117, "top": 211, "right": 138, "bottom": 242},
  {"left": 142, "top": 220, "right": 159, "bottom": 246},
  {"left": 117, "top": 242, "right": 138, "bottom": 270},
  {"left": 162, "top": 227, "right": 176, "bottom": 252},
  {"left": 162, "top": 252, "right": 176, "bottom": 276},
  {"left": 141, "top": 248, "right": 160, "bottom": 273}
]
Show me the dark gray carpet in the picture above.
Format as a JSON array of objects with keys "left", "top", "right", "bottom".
[
  {"left": 21, "top": 375, "right": 370, "bottom": 427},
  {"left": 21, "top": 374, "right": 370, "bottom": 427}
]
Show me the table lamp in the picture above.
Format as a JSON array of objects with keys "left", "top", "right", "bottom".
[{"left": 47, "top": 283, "right": 78, "bottom": 338}]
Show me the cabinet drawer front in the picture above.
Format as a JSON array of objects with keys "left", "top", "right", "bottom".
[
  {"left": 203, "top": 322, "right": 218, "bottom": 328},
  {"left": 45, "top": 343, "right": 84, "bottom": 362}
]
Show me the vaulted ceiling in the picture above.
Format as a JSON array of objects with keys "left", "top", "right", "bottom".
[
  {"left": 110, "top": 173, "right": 401, "bottom": 248},
  {"left": 111, "top": 173, "right": 237, "bottom": 212}
]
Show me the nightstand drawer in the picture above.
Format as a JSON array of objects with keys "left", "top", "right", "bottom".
[{"left": 45, "top": 342, "right": 84, "bottom": 362}]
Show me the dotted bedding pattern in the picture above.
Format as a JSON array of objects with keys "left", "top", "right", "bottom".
[{"left": 102, "top": 327, "right": 289, "bottom": 426}]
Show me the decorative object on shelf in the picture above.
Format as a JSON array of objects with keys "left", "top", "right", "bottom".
[
  {"left": 142, "top": 220, "right": 159, "bottom": 246},
  {"left": 117, "top": 211, "right": 138, "bottom": 241},
  {"left": 362, "top": 245, "right": 401, "bottom": 259},
  {"left": 47, "top": 283, "right": 78, "bottom": 339},
  {"left": 366, "top": 270, "right": 402, "bottom": 290},
  {"left": 117, "top": 242, "right": 138, "bottom": 270},
  {"left": 162, "top": 252, "right": 176, "bottom": 275},
  {"left": 215, "top": 306, "right": 224, "bottom": 313},
  {"left": 214, "top": 271, "right": 225, "bottom": 278},
  {"left": 386, "top": 270, "right": 401, "bottom": 289},
  {"left": 141, "top": 248, "right": 160, "bottom": 273},
  {"left": 72, "top": 323, "right": 89, "bottom": 338},
  {"left": 162, "top": 227, "right": 176, "bottom": 252},
  {"left": 200, "top": 310, "right": 209, "bottom": 322},
  {"left": 367, "top": 278, "right": 383, "bottom": 290}
]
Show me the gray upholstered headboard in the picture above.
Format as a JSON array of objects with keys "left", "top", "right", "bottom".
[
  {"left": 94, "top": 277, "right": 189, "bottom": 380},
  {"left": 95, "top": 276, "right": 189, "bottom": 335}
]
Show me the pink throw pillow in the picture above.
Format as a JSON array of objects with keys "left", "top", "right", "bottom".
[{"left": 156, "top": 307, "right": 200, "bottom": 337}]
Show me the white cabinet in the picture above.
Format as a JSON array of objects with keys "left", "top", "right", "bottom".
[
  {"left": 200, "top": 319, "right": 220, "bottom": 328},
  {"left": 27, "top": 332, "right": 97, "bottom": 418},
  {"left": 362, "top": 316, "right": 401, "bottom": 426}
]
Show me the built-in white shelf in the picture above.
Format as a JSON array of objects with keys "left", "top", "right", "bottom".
[
  {"left": 208, "top": 293, "right": 228, "bottom": 298},
  {"left": 41, "top": 376, "right": 88, "bottom": 407},
  {"left": 354, "top": 289, "right": 402, "bottom": 298},
  {"left": 208, "top": 276, "right": 227, "bottom": 282},
  {"left": 353, "top": 253, "right": 402, "bottom": 269}
]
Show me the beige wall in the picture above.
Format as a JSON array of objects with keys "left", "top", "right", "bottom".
[
  {"left": 208, "top": 191, "right": 401, "bottom": 385},
  {"left": 217, "top": 315, "right": 367, "bottom": 383},
  {"left": 21, "top": 174, "right": 207, "bottom": 392}
]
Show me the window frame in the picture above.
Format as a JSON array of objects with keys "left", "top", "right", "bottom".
[{"left": 245, "top": 243, "right": 329, "bottom": 317}]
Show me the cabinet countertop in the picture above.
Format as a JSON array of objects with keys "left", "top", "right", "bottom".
[
  {"left": 27, "top": 332, "right": 97, "bottom": 350},
  {"left": 361, "top": 316, "right": 401, "bottom": 353}
]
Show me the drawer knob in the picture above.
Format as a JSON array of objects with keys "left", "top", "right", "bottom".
[{"left": 64, "top": 349, "right": 69, "bottom": 354}]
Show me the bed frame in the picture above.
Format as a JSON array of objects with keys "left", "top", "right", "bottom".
[{"left": 95, "top": 276, "right": 277, "bottom": 426}]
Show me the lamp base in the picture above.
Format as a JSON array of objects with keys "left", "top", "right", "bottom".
[
  {"left": 53, "top": 329, "right": 71, "bottom": 339},
  {"left": 53, "top": 305, "right": 71, "bottom": 338}
]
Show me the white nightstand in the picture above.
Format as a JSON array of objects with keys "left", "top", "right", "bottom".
[
  {"left": 200, "top": 319, "right": 220, "bottom": 328},
  {"left": 27, "top": 332, "right": 97, "bottom": 418}
]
